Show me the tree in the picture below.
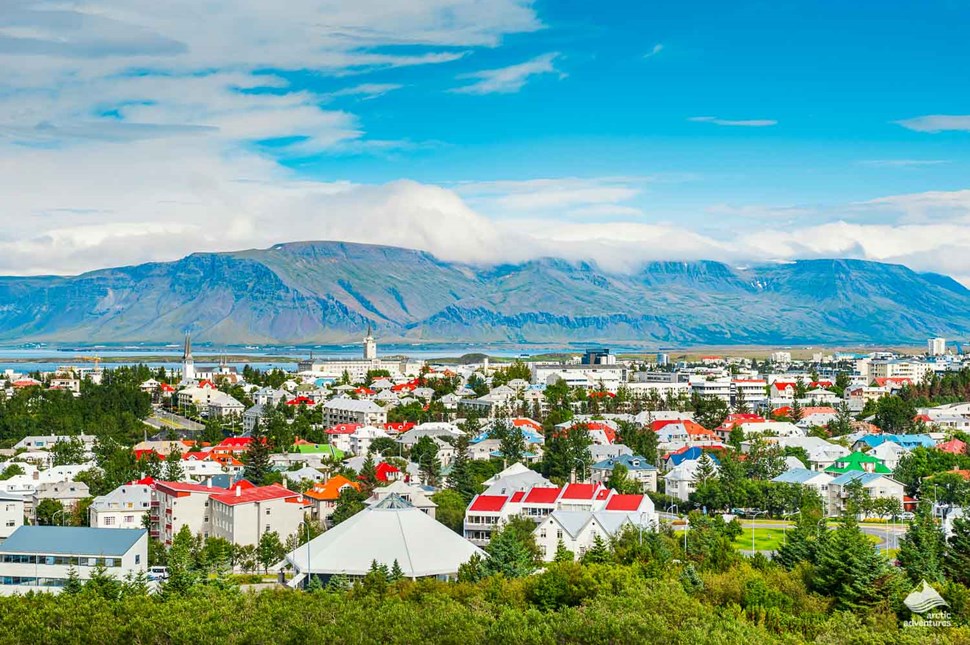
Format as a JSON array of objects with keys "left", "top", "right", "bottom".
[
  {"left": 358, "top": 454, "right": 379, "bottom": 493},
  {"left": 36, "top": 498, "right": 64, "bottom": 525},
  {"left": 243, "top": 428, "right": 273, "bottom": 486},
  {"left": 579, "top": 534, "right": 611, "bottom": 564},
  {"left": 431, "top": 489, "right": 467, "bottom": 534},
  {"left": 63, "top": 566, "right": 83, "bottom": 595},
  {"left": 812, "top": 514, "right": 898, "bottom": 610},
  {"left": 164, "top": 525, "right": 199, "bottom": 595},
  {"left": 694, "top": 453, "right": 718, "bottom": 485},
  {"left": 606, "top": 463, "right": 639, "bottom": 494},
  {"left": 447, "top": 431, "right": 477, "bottom": 503},
  {"left": 331, "top": 486, "right": 367, "bottom": 526},
  {"left": 163, "top": 450, "right": 184, "bottom": 481},
  {"left": 542, "top": 423, "right": 592, "bottom": 483},
  {"left": 789, "top": 398, "right": 803, "bottom": 423},
  {"left": 615, "top": 420, "right": 658, "bottom": 465},
  {"left": 691, "top": 394, "right": 729, "bottom": 430},
  {"left": 51, "top": 436, "right": 86, "bottom": 466},
  {"left": 944, "top": 516, "right": 970, "bottom": 586},
  {"left": 84, "top": 562, "right": 122, "bottom": 600},
  {"left": 873, "top": 395, "right": 917, "bottom": 434},
  {"left": 898, "top": 502, "right": 947, "bottom": 584},
  {"left": 827, "top": 402, "right": 853, "bottom": 437},
  {"left": 256, "top": 531, "right": 284, "bottom": 573},
  {"left": 389, "top": 559, "right": 404, "bottom": 582},
  {"left": 482, "top": 519, "right": 539, "bottom": 579},
  {"left": 493, "top": 420, "right": 526, "bottom": 466},
  {"left": 553, "top": 540, "right": 574, "bottom": 563}
]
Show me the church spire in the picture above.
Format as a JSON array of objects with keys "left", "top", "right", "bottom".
[{"left": 183, "top": 333, "right": 193, "bottom": 360}]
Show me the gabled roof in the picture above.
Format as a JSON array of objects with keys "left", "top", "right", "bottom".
[
  {"left": 772, "top": 468, "right": 832, "bottom": 485},
  {"left": 304, "top": 475, "right": 360, "bottom": 501},
  {"left": 468, "top": 494, "right": 508, "bottom": 512},
  {"left": 560, "top": 483, "right": 601, "bottom": 501},
  {"left": 604, "top": 494, "right": 646, "bottom": 512},
  {"left": 210, "top": 484, "right": 303, "bottom": 506},
  {"left": 523, "top": 487, "right": 561, "bottom": 505},
  {"left": 829, "top": 471, "right": 895, "bottom": 486}
]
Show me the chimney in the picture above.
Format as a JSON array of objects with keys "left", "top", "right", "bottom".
[
  {"left": 206, "top": 479, "right": 212, "bottom": 488},
  {"left": 235, "top": 485, "right": 241, "bottom": 497}
]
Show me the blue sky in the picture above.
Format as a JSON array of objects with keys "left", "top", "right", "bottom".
[{"left": 1, "top": 1, "right": 969, "bottom": 279}]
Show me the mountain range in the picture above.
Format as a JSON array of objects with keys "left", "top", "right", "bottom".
[{"left": 1, "top": 240, "right": 968, "bottom": 346}]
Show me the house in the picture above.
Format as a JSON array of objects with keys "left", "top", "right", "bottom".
[
  {"left": 12, "top": 434, "right": 96, "bottom": 452},
  {"left": 0, "top": 493, "right": 24, "bottom": 539},
  {"left": 771, "top": 469, "right": 834, "bottom": 508},
  {"left": 481, "top": 463, "right": 553, "bottom": 496},
  {"left": 30, "top": 481, "right": 90, "bottom": 523},
  {"left": 590, "top": 454, "right": 658, "bottom": 492},
  {"left": 304, "top": 475, "right": 361, "bottom": 525},
  {"left": 322, "top": 399, "right": 387, "bottom": 427},
  {"left": 208, "top": 484, "right": 310, "bottom": 547},
  {"left": 89, "top": 482, "right": 152, "bottom": 529},
  {"left": 0, "top": 527, "right": 147, "bottom": 596},
  {"left": 827, "top": 471, "right": 905, "bottom": 517},
  {"left": 938, "top": 438, "right": 968, "bottom": 455},
  {"left": 770, "top": 381, "right": 798, "bottom": 399},
  {"left": 825, "top": 451, "right": 892, "bottom": 475},
  {"left": 868, "top": 441, "right": 907, "bottom": 471},
  {"left": 534, "top": 494, "right": 656, "bottom": 561},
  {"left": 737, "top": 421, "right": 804, "bottom": 439},
  {"left": 348, "top": 425, "right": 390, "bottom": 456},
  {"left": 366, "top": 480, "right": 437, "bottom": 518},
  {"left": 280, "top": 494, "right": 484, "bottom": 586},
  {"left": 664, "top": 457, "right": 718, "bottom": 502},
  {"left": 206, "top": 392, "right": 244, "bottom": 418}
]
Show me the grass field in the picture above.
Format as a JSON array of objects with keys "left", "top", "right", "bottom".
[{"left": 732, "top": 528, "right": 885, "bottom": 553}]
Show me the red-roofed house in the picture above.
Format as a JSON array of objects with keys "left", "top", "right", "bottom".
[
  {"left": 152, "top": 480, "right": 224, "bottom": 545},
  {"left": 604, "top": 493, "right": 651, "bottom": 513},
  {"left": 938, "top": 438, "right": 967, "bottom": 455},
  {"left": 374, "top": 461, "right": 401, "bottom": 483},
  {"left": 209, "top": 483, "right": 310, "bottom": 546},
  {"left": 583, "top": 422, "right": 617, "bottom": 445},
  {"left": 211, "top": 436, "right": 255, "bottom": 456},
  {"left": 326, "top": 423, "right": 361, "bottom": 453},
  {"left": 771, "top": 382, "right": 797, "bottom": 399},
  {"left": 874, "top": 377, "right": 912, "bottom": 389}
]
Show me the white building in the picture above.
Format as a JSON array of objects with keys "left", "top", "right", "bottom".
[
  {"left": 209, "top": 484, "right": 310, "bottom": 547},
  {"left": 297, "top": 330, "right": 423, "bottom": 382},
  {"left": 152, "top": 480, "right": 220, "bottom": 546},
  {"left": 89, "top": 482, "right": 153, "bottom": 529},
  {"left": 0, "top": 493, "right": 24, "bottom": 539},
  {"left": 928, "top": 338, "right": 947, "bottom": 357},
  {"left": 322, "top": 399, "right": 387, "bottom": 427},
  {"left": 0, "top": 527, "right": 147, "bottom": 596},
  {"left": 534, "top": 495, "right": 656, "bottom": 561},
  {"left": 827, "top": 472, "right": 905, "bottom": 518}
]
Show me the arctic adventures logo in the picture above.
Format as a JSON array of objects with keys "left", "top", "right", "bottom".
[{"left": 903, "top": 580, "right": 952, "bottom": 629}]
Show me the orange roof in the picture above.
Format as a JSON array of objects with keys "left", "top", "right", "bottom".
[{"left": 304, "top": 475, "right": 360, "bottom": 501}]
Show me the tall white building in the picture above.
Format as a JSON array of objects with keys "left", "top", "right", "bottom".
[
  {"left": 928, "top": 337, "right": 947, "bottom": 356},
  {"left": 363, "top": 325, "right": 377, "bottom": 360},
  {"left": 181, "top": 334, "right": 196, "bottom": 384}
]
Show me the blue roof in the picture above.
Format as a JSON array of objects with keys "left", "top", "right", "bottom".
[
  {"left": 668, "top": 447, "right": 719, "bottom": 467},
  {"left": 772, "top": 468, "right": 829, "bottom": 484},
  {"left": 592, "top": 454, "right": 657, "bottom": 471},
  {"left": 856, "top": 434, "right": 935, "bottom": 449},
  {"left": 829, "top": 471, "right": 889, "bottom": 486},
  {"left": 0, "top": 527, "right": 146, "bottom": 556}
]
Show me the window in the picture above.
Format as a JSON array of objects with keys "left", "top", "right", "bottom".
[
  {"left": 557, "top": 530, "right": 563, "bottom": 540},
  {"left": 124, "top": 515, "right": 134, "bottom": 524},
  {"left": 265, "top": 509, "right": 271, "bottom": 516},
  {"left": 135, "top": 554, "right": 141, "bottom": 564},
  {"left": 103, "top": 517, "right": 115, "bottom": 526}
]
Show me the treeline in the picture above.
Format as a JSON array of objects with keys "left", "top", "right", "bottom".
[
  {"left": 1, "top": 514, "right": 968, "bottom": 643},
  {"left": 0, "top": 366, "right": 153, "bottom": 447}
]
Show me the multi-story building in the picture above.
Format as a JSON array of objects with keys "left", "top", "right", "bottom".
[
  {"left": 0, "top": 527, "right": 147, "bottom": 596},
  {"left": 322, "top": 399, "right": 387, "bottom": 427},
  {"left": 89, "top": 481, "right": 152, "bottom": 529},
  {"left": 152, "top": 480, "right": 220, "bottom": 545},
  {"left": 533, "top": 494, "right": 655, "bottom": 561},
  {"left": 827, "top": 472, "right": 905, "bottom": 517},
  {"left": 0, "top": 493, "right": 24, "bottom": 539},
  {"left": 208, "top": 484, "right": 310, "bottom": 546},
  {"left": 590, "top": 454, "right": 658, "bottom": 492}
]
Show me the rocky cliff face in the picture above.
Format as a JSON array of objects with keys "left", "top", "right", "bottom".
[{"left": 1, "top": 241, "right": 967, "bottom": 344}]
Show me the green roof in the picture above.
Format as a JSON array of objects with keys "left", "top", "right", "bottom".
[
  {"left": 824, "top": 451, "right": 892, "bottom": 474},
  {"left": 290, "top": 444, "right": 344, "bottom": 457}
]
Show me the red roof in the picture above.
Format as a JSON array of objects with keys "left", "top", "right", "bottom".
[
  {"left": 218, "top": 437, "right": 253, "bottom": 448},
  {"left": 512, "top": 418, "right": 542, "bottom": 431},
  {"left": 390, "top": 380, "right": 420, "bottom": 392},
  {"left": 133, "top": 449, "right": 161, "bottom": 460},
  {"left": 210, "top": 484, "right": 302, "bottom": 506},
  {"left": 159, "top": 383, "right": 176, "bottom": 393},
  {"left": 131, "top": 477, "right": 156, "bottom": 486},
  {"left": 155, "top": 480, "right": 221, "bottom": 495},
  {"left": 510, "top": 491, "right": 526, "bottom": 503},
  {"left": 938, "top": 439, "right": 967, "bottom": 454},
  {"left": 384, "top": 422, "right": 415, "bottom": 434},
  {"left": 355, "top": 387, "right": 376, "bottom": 396},
  {"left": 287, "top": 396, "right": 315, "bottom": 406},
  {"left": 605, "top": 494, "right": 645, "bottom": 511},
  {"left": 375, "top": 462, "right": 400, "bottom": 482},
  {"left": 772, "top": 382, "right": 797, "bottom": 391},
  {"left": 810, "top": 381, "right": 834, "bottom": 388},
  {"left": 772, "top": 406, "right": 793, "bottom": 418},
  {"left": 469, "top": 495, "right": 508, "bottom": 512},
  {"left": 198, "top": 379, "right": 217, "bottom": 389},
  {"left": 874, "top": 377, "right": 912, "bottom": 387},
  {"left": 327, "top": 423, "right": 361, "bottom": 435},
  {"left": 588, "top": 391, "right": 616, "bottom": 399},
  {"left": 523, "top": 487, "right": 561, "bottom": 504},
  {"left": 561, "top": 483, "right": 599, "bottom": 501}
]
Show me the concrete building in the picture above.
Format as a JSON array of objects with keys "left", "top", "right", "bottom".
[
  {"left": 928, "top": 337, "right": 947, "bottom": 357},
  {"left": 152, "top": 480, "right": 220, "bottom": 545},
  {"left": 0, "top": 527, "right": 147, "bottom": 595},
  {"left": 322, "top": 399, "right": 387, "bottom": 427},
  {"left": 209, "top": 484, "right": 310, "bottom": 547},
  {"left": 89, "top": 482, "right": 152, "bottom": 529},
  {"left": 0, "top": 493, "right": 24, "bottom": 540}
]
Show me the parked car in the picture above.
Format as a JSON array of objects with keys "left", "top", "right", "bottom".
[
  {"left": 898, "top": 512, "right": 915, "bottom": 521},
  {"left": 147, "top": 566, "right": 169, "bottom": 581}
]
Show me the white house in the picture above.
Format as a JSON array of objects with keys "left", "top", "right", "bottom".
[
  {"left": 534, "top": 494, "right": 656, "bottom": 561},
  {"left": 89, "top": 482, "right": 153, "bottom": 529},
  {"left": 0, "top": 527, "right": 147, "bottom": 596},
  {"left": 0, "top": 493, "right": 24, "bottom": 539},
  {"left": 208, "top": 484, "right": 310, "bottom": 547},
  {"left": 827, "top": 472, "right": 905, "bottom": 518}
]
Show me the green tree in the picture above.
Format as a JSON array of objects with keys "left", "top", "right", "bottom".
[
  {"left": 256, "top": 530, "right": 284, "bottom": 573},
  {"left": 873, "top": 395, "right": 917, "bottom": 434},
  {"left": 51, "top": 436, "right": 86, "bottom": 466},
  {"left": 944, "top": 516, "right": 970, "bottom": 586},
  {"left": 606, "top": 463, "right": 639, "bottom": 494},
  {"left": 579, "top": 534, "right": 612, "bottom": 564},
  {"left": 553, "top": 540, "right": 574, "bottom": 563},
  {"left": 163, "top": 450, "right": 184, "bottom": 481},
  {"left": 84, "top": 562, "right": 122, "bottom": 600},
  {"left": 446, "top": 430, "right": 478, "bottom": 503},
  {"left": 813, "top": 514, "right": 898, "bottom": 610},
  {"left": 897, "top": 502, "right": 947, "bottom": 585},
  {"left": 430, "top": 489, "right": 466, "bottom": 534},
  {"left": 616, "top": 420, "right": 658, "bottom": 466},
  {"left": 63, "top": 566, "right": 83, "bottom": 595},
  {"left": 492, "top": 419, "right": 526, "bottom": 465},
  {"left": 36, "top": 498, "right": 65, "bottom": 525},
  {"left": 542, "top": 423, "right": 592, "bottom": 483},
  {"left": 482, "top": 518, "right": 540, "bottom": 578},
  {"left": 691, "top": 394, "right": 729, "bottom": 431},
  {"left": 164, "top": 525, "right": 199, "bottom": 595},
  {"left": 243, "top": 427, "right": 273, "bottom": 486},
  {"left": 331, "top": 486, "right": 367, "bottom": 526}
]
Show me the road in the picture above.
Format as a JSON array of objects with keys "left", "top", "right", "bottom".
[{"left": 144, "top": 408, "right": 204, "bottom": 436}]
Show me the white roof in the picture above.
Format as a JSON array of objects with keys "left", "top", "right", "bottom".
[{"left": 283, "top": 495, "right": 484, "bottom": 578}]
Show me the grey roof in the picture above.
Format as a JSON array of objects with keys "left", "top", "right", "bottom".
[
  {"left": 829, "top": 471, "right": 894, "bottom": 486},
  {"left": 0, "top": 527, "right": 146, "bottom": 556},
  {"left": 772, "top": 468, "right": 831, "bottom": 485}
]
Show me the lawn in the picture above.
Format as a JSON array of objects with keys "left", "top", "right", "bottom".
[{"left": 731, "top": 528, "right": 885, "bottom": 553}]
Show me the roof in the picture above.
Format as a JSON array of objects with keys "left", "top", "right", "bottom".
[
  {"left": 830, "top": 471, "right": 895, "bottom": 486},
  {"left": 210, "top": 484, "right": 302, "bottom": 506},
  {"left": 0, "top": 527, "right": 146, "bottom": 556},
  {"left": 523, "top": 487, "right": 562, "bottom": 504},
  {"left": 304, "top": 475, "right": 360, "bottom": 501},
  {"left": 154, "top": 480, "right": 223, "bottom": 495},
  {"left": 772, "top": 468, "right": 832, "bottom": 485},
  {"left": 591, "top": 454, "right": 657, "bottom": 471},
  {"left": 375, "top": 462, "right": 400, "bottom": 482},
  {"left": 468, "top": 494, "right": 508, "bottom": 512},
  {"left": 604, "top": 494, "right": 646, "bottom": 512},
  {"left": 560, "top": 483, "right": 599, "bottom": 501},
  {"left": 284, "top": 494, "right": 485, "bottom": 578}
]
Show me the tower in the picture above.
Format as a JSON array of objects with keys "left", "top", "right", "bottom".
[
  {"left": 363, "top": 324, "right": 377, "bottom": 360},
  {"left": 182, "top": 334, "right": 196, "bottom": 384}
]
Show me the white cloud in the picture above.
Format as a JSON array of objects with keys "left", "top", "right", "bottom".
[
  {"left": 895, "top": 115, "right": 970, "bottom": 133},
  {"left": 329, "top": 83, "right": 404, "bottom": 99},
  {"left": 689, "top": 116, "right": 777, "bottom": 127},
  {"left": 450, "top": 52, "right": 563, "bottom": 94},
  {"left": 455, "top": 176, "right": 647, "bottom": 218},
  {"left": 644, "top": 43, "right": 663, "bottom": 58}
]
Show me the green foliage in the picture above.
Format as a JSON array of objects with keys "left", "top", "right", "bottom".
[
  {"left": 945, "top": 516, "right": 970, "bottom": 586},
  {"left": 163, "top": 449, "right": 185, "bottom": 481},
  {"left": 36, "top": 498, "right": 64, "bottom": 525},
  {"left": 691, "top": 394, "right": 729, "bottom": 431},
  {"left": 873, "top": 395, "right": 918, "bottom": 434},
  {"left": 256, "top": 531, "right": 285, "bottom": 573},
  {"left": 812, "top": 514, "right": 900, "bottom": 611},
  {"left": 430, "top": 489, "right": 466, "bottom": 534},
  {"left": 51, "top": 437, "right": 86, "bottom": 466},
  {"left": 331, "top": 486, "right": 367, "bottom": 526},
  {"left": 491, "top": 419, "right": 525, "bottom": 465},
  {"left": 482, "top": 518, "right": 540, "bottom": 579},
  {"left": 243, "top": 425, "right": 273, "bottom": 486},
  {"left": 541, "top": 423, "right": 592, "bottom": 483},
  {"left": 897, "top": 502, "right": 947, "bottom": 585},
  {"left": 615, "top": 420, "right": 658, "bottom": 465}
]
